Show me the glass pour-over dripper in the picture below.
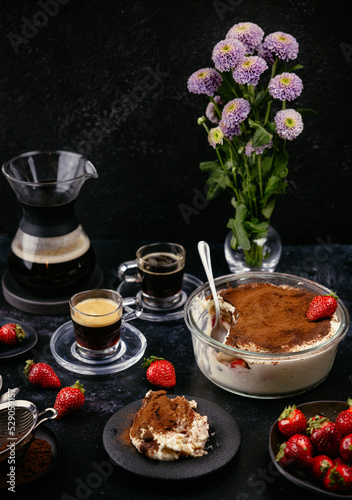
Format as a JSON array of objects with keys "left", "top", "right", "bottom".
[{"left": 2, "top": 150, "right": 99, "bottom": 299}]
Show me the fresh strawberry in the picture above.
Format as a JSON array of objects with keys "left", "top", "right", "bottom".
[
  {"left": 276, "top": 435, "right": 313, "bottom": 471},
  {"left": 24, "top": 359, "right": 61, "bottom": 389},
  {"left": 278, "top": 404, "right": 307, "bottom": 437},
  {"left": 287, "top": 433, "right": 314, "bottom": 457},
  {"left": 323, "top": 464, "right": 352, "bottom": 493},
  {"left": 307, "top": 415, "right": 341, "bottom": 457},
  {"left": 340, "top": 434, "right": 352, "bottom": 463},
  {"left": 310, "top": 455, "right": 334, "bottom": 482},
  {"left": 142, "top": 356, "right": 176, "bottom": 388},
  {"left": 230, "top": 358, "right": 249, "bottom": 369},
  {"left": 54, "top": 380, "right": 85, "bottom": 419},
  {"left": 0, "top": 323, "right": 26, "bottom": 345},
  {"left": 306, "top": 292, "right": 338, "bottom": 321},
  {"left": 336, "top": 399, "right": 352, "bottom": 437}
]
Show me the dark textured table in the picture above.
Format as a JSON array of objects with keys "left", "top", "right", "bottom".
[{"left": 0, "top": 237, "right": 351, "bottom": 500}]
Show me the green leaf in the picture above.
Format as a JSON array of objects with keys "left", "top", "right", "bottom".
[
  {"left": 227, "top": 219, "right": 251, "bottom": 250},
  {"left": 252, "top": 127, "right": 273, "bottom": 148},
  {"left": 273, "top": 149, "right": 289, "bottom": 179},
  {"left": 297, "top": 108, "right": 318, "bottom": 117},
  {"left": 199, "top": 161, "right": 220, "bottom": 172},
  {"left": 235, "top": 202, "right": 247, "bottom": 222},
  {"left": 288, "top": 64, "right": 304, "bottom": 72},
  {"left": 262, "top": 198, "right": 276, "bottom": 219}
]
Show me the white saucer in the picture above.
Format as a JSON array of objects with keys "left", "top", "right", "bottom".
[
  {"left": 116, "top": 273, "right": 203, "bottom": 322},
  {"left": 50, "top": 321, "right": 147, "bottom": 375}
]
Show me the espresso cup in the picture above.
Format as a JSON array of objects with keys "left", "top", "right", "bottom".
[
  {"left": 117, "top": 242, "right": 186, "bottom": 307},
  {"left": 69, "top": 289, "right": 143, "bottom": 359}
]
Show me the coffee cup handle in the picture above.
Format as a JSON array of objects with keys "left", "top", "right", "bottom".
[
  {"left": 117, "top": 260, "right": 142, "bottom": 283},
  {"left": 122, "top": 296, "right": 143, "bottom": 322}
]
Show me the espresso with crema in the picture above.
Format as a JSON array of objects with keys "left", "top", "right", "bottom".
[{"left": 72, "top": 297, "right": 122, "bottom": 351}]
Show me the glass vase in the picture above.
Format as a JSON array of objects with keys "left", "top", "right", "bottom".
[{"left": 224, "top": 226, "right": 282, "bottom": 273}]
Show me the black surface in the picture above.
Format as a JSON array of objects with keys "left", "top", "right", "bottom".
[
  {"left": 0, "top": 1, "right": 352, "bottom": 246},
  {"left": 0, "top": 316, "right": 37, "bottom": 359},
  {"left": 0, "top": 237, "right": 351, "bottom": 500},
  {"left": 103, "top": 395, "right": 241, "bottom": 480},
  {"left": 269, "top": 401, "right": 352, "bottom": 498}
]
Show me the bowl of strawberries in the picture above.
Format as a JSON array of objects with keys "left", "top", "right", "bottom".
[{"left": 269, "top": 400, "right": 352, "bottom": 496}]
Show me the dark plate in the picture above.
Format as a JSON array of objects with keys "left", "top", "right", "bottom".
[
  {"left": 0, "top": 317, "right": 38, "bottom": 360},
  {"left": 0, "top": 425, "right": 60, "bottom": 488},
  {"left": 269, "top": 400, "right": 352, "bottom": 498},
  {"left": 103, "top": 394, "right": 241, "bottom": 480}
]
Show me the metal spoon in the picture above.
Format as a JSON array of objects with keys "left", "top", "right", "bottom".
[
  {"left": 0, "top": 387, "right": 20, "bottom": 403},
  {"left": 197, "top": 241, "right": 227, "bottom": 344}
]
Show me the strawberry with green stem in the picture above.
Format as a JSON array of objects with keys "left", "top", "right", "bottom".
[
  {"left": 24, "top": 359, "right": 61, "bottom": 389},
  {"left": 306, "top": 292, "right": 338, "bottom": 321},
  {"left": 142, "top": 356, "right": 176, "bottom": 389},
  {"left": 54, "top": 380, "right": 85, "bottom": 419},
  {"left": 0, "top": 323, "right": 26, "bottom": 345}
]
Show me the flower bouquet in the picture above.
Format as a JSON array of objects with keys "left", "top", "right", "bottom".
[{"left": 187, "top": 22, "right": 310, "bottom": 270}]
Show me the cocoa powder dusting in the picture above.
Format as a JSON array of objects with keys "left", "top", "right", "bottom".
[
  {"left": 221, "top": 283, "right": 332, "bottom": 353},
  {"left": 129, "top": 391, "right": 195, "bottom": 454}
]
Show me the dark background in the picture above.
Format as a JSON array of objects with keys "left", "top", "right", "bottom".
[{"left": 0, "top": 0, "right": 351, "bottom": 247}]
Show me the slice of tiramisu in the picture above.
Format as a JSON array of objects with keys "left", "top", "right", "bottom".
[{"left": 129, "top": 390, "right": 209, "bottom": 461}]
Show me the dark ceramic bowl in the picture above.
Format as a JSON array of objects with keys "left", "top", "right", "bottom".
[{"left": 269, "top": 400, "right": 352, "bottom": 498}]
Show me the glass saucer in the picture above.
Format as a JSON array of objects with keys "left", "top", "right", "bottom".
[
  {"left": 50, "top": 321, "right": 147, "bottom": 375},
  {"left": 116, "top": 273, "right": 203, "bottom": 322}
]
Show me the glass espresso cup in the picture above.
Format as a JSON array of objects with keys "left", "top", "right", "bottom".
[
  {"left": 117, "top": 242, "right": 186, "bottom": 307},
  {"left": 69, "top": 289, "right": 142, "bottom": 359}
]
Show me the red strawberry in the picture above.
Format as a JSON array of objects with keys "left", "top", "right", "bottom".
[
  {"left": 323, "top": 464, "right": 352, "bottom": 493},
  {"left": 54, "top": 380, "right": 85, "bottom": 419},
  {"left": 276, "top": 435, "right": 313, "bottom": 471},
  {"left": 336, "top": 399, "right": 352, "bottom": 437},
  {"left": 0, "top": 323, "right": 26, "bottom": 345},
  {"left": 24, "top": 359, "right": 61, "bottom": 389},
  {"left": 142, "top": 356, "right": 176, "bottom": 388},
  {"left": 306, "top": 293, "right": 338, "bottom": 321},
  {"left": 307, "top": 415, "right": 341, "bottom": 457},
  {"left": 287, "top": 433, "right": 314, "bottom": 457},
  {"left": 310, "top": 455, "right": 334, "bottom": 482},
  {"left": 230, "top": 358, "right": 249, "bottom": 369},
  {"left": 278, "top": 405, "right": 307, "bottom": 437},
  {"left": 340, "top": 434, "right": 352, "bottom": 463}
]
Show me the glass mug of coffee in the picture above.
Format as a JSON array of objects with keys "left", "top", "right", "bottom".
[
  {"left": 117, "top": 242, "right": 186, "bottom": 308},
  {"left": 69, "top": 289, "right": 143, "bottom": 359}
]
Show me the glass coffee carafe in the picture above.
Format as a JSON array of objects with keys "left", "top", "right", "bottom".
[{"left": 2, "top": 150, "right": 99, "bottom": 307}]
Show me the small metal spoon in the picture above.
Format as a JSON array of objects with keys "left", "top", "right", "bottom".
[{"left": 198, "top": 241, "right": 227, "bottom": 344}]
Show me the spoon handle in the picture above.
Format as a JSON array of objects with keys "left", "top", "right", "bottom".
[{"left": 197, "top": 241, "right": 220, "bottom": 318}]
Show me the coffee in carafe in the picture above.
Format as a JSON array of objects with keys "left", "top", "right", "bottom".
[{"left": 2, "top": 150, "right": 98, "bottom": 299}]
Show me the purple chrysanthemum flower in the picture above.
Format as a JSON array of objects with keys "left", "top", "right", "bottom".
[
  {"left": 245, "top": 139, "right": 273, "bottom": 157},
  {"left": 233, "top": 56, "right": 268, "bottom": 86},
  {"left": 219, "top": 121, "right": 241, "bottom": 140},
  {"left": 206, "top": 96, "right": 222, "bottom": 124},
  {"left": 187, "top": 68, "right": 223, "bottom": 97},
  {"left": 268, "top": 72, "right": 303, "bottom": 101},
  {"left": 274, "top": 109, "right": 303, "bottom": 140},
  {"left": 221, "top": 98, "right": 251, "bottom": 129},
  {"left": 211, "top": 39, "right": 246, "bottom": 72},
  {"left": 208, "top": 127, "right": 224, "bottom": 149},
  {"left": 257, "top": 43, "right": 275, "bottom": 65},
  {"left": 226, "top": 22, "right": 264, "bottom": 55},
  {"left": 261, "top": 32, "right": 299, "bottom": 62}
]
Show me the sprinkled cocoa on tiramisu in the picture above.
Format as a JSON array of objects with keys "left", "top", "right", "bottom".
[{"left": 129, "top": 390, "right": 209, "bottom": 461}]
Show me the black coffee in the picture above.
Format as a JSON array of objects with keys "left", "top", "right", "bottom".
[
  {"left": 8, "top": 245, "right": 96, "bottom": 295},
  {"left": 72, "top": 318, "right": 121, "bottom": 351},
  {"left": 138, "top": 252, "right": 184, "bottom": 299}
]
